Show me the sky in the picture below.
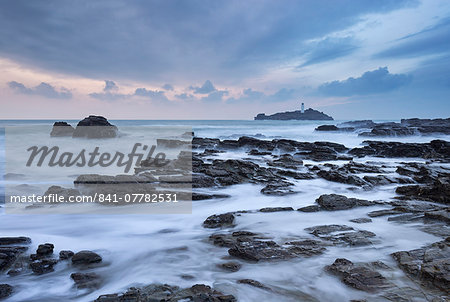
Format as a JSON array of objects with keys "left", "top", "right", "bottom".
[{"left": 0, "top": 0, "right": 449, "bottom": 120}]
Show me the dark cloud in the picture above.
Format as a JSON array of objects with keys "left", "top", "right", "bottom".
[
  {"left": 104, "top": 80, "right": 118, "bottom": 92},
  {"left": 375, "top": 17, "right": 450, "bottom": 58},
  {"left": 0, "top": 0, "right": 415, "bottom": 82},
  {"left": 162, "top": 83, "right": 174, "bottom": 91},
  {"left": 298, "top": 36, "right": 358, "bottom": 67},
  {"left": 134, "top": 88, "right": 168, "bottom": 102},
  {"left": 318, "top": 67, "right": 412, "bottom": 96},
  {"left": 190, "top": 80, "right": 216, "bottom": 94},
  {"left": 8, "top": 81, "right": 72, "bottom": 99}
]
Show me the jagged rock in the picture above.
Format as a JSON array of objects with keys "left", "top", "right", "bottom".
[
  {"left": 203, "top": 213, "right": 235, "bottom": 228},
  {"left": 59, "top": 250, "right": 74, "bottom": 260},
  {"left": 36, "top": 243, "right": 54, "bottom": 257},
  {"left": 0, "top": 284, "right": 13, "bottom": 300},
  {"left": 71, "top": 272, "right": 102, "bottom": 289},
  {"left": 326, "top": 258, "right": 390, "bottom": 292},
  {"left": 305, "top": 225, "right": 354, "bottom": 236},
  {"left": 30, "top": 259, "right": 58, "bottom": 274},
  {"left": 284, "top": 239, "right": 327, "bottom": 256},
  {"left": 72, "top": 251, "right": 102, "bottom": 265},
  {"left": 72, "top": 115, "right": 118, "bottom": 138},
  {"left": 368, "top": 209, "right": 404, "bottom": 217},
  {"left": 317, "top": 169, "right": 367, "bottom": 187},
  {"left": 218, "top": 261, "right": 241, "bottom": 272},
  {"left": 248, "top": 149, "right": 271, "bottom": 156},
  {"left": 395, "top": 181, "right": 450, "bottom": 204},
  {"left": 260, "top": 182, "right": 296, "bottom": 196},
  {"left": 316, "top": 194, "right": 375, "bottom": 211},
  {"left": 305, "top": 225, "right": 376, "bottom": 246},
  {"left": 424, "top": 210, "right": 450, "bottom": 223},
  {"left": 392, "top": 239, "right": 449, "bottom": 292},
  {"left": 228, "top": 240, "right": 295, "bottom": 262},
  {"left": 0, "top": 246, "right": 28, "bottom": 272},
  {"left": 94, "top": 283, "right": 236, "bottom": 302},
  {"left": 50, "top": 121, "right": 74, "bottom": 137}
]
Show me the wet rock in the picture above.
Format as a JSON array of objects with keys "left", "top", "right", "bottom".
[
  {"left": 260, "top": 182, "right": 296, "bottom": 196},
  {"left": 317, "top": 169, "right": 367, "bottom": 187},
  {"left": 248, "top": 149, "right": 271, "bottom": 156},
  {"left": 326, "top": 258, "right": 390, "bottom": 292},
  {"left": 192, "top": 192, "right": 230, "bottom": 200},
  {"left": 0, "top": 237, "right": 31, "bottom": 245},
  {"left": 94, "top": 283, "right": 236, "bottom": 302},
  {"left": 350, "top": 218, "right": 372, "bottom": 223},
  {"left": 395, "top": 181, "right": 450, "bottom": 204},
  {"left": 316, "top": 194, "right": 375, "bottom": 211},
  {"left": 30, "top": 259, "right": 58, "bottom": 274},
  {"left": 368, "top": 209, "right": 403, "bottom": 217},
  {"left": 59, "top": 250, "right": 74, "bottom": 260},
  {"left": 0, "top": 284, "right": 13, "bottom": 300},
  {"left": 0, "top": 246, "right": 28, "bottom": 272},
  {"left": 349, "top": 140, "right": 450, "bottom": 160},
  {"left": 424, "top": 210, "right": 450, "bottom": 223},
  {"left": 192, "top": 174, "right": 216, "bottom": 188},
  {"left": 259, "top": 207, "right": 294, "bottom": 213},
  {"left": 72, "top": 251, "right": 102, "bottom": 265},
  {"left": 284, "top": 239, "right": 327, "bottom": 256},
  {"left": 228, "top": 240, "right": 294, "bottom": 262},
  {"left": 267, "top": 154, "right": 303, "bottom": 170},
  {"left": 315, "top": 125, "right": 338, "bottom": 131},
  {"left": 35, "top": 243, "right": 54, "bottom": 258},
  {"left": 359, "top": 124, "right": 416, "bottom": 137},
  {"left": 203, "top": 213, "right": 235, "bottom": 228},
  {"left": 72, "top": 115, "right": 118, "bottom": 138},
  {"left": 71, "top": 272, "right": 102, "bottom": 289},
  {"left": 306, "top": 225, "right": 376, "bottom": 246},
  {"left": 392, "top": 239, "right": 449, "bottom": 292},
  {"left": 218, "top": 261, "right": 241, "bottom": 272},
  {"left": 237, "top": 279, "right": 271, "bottom": 290},
  {"left": 387, "top": 213, "right": 424, "bottom": 222},
  {"left": 297, "top": 205, "right": 320, "bottom": 212},
  {"left": 50, "top": 121, "right": 74, "bottom": 137}
]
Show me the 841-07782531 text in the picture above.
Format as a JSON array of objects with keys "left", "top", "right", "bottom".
[{"left": 9, "top": 193, "right": 179, "bottom": 203}]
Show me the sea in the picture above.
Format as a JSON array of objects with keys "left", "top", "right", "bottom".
[{"left": 0, "top": 119, "right": 448, "bottom": 302}]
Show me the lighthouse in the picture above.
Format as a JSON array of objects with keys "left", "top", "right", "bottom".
[{"left": 301, "top": 102, "right": 305, "bottom": 114}]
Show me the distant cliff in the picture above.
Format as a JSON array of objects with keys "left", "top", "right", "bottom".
[{"left": 254, "top": 108, "right": 333, "bottom": 120}]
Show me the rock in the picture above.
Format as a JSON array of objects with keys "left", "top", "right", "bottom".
[
  {"left": 237, "top": 279, "right": 271, "bottom": 290},
  {"left": 0, "top": 246, "right": 28, "bottom": 272},
  {"left": 248, "top": 149, "right": 272, "bottom": 156},
  {"left": 424, "top": 210, "right": 450, "bottom": 223},
  {"left": 317, "top": 169, "right": 367, "bottom": 187},
  {"left": 72, "top": 115, "right": 118, "bottom": 138},
  {"left": 259, "top": 207, "right": 294, "bottom": 213},
  {"left": 368, "top": 209, "right": 403, "bottom": 217},
  {"left": 0, "top": 237, "right": 31, "bottom": 245},
  {"left": 326, "top": 258, "right": 390, "bottom": 292},
  {"left": 192, "top": 192, "right": 230, "bottom": 200},
  {"left": 359, "top": 123, "right": 416, "bottom": 137},
  {"left": 50, "top": 121, "right": 74, "bottom": 137},
  {"left": 0, "top": 284, "right": 13, "bottom": 300},
  {"left": 350, "top": 218, "right": 372, "bottom": 223},
  {"left": 30, "top": 259, "right": 58, "bottom": 274},
  {"left": 59, "top": 250, "right": 74, "bottom": 260},
  {"left": 36, "top": 243, "right": 54, "bottom": 257},
  {"left": 71, "top": 272, "right": 102, "bottom": 289},
  {"left": 284, "top": 239, "right": 327, "bottom": 256},
  {"left": 219, "top": 261, "right": 241, "bottom": 272},
  {"left": 94, "top": 283, "right": 236, "bottom": 302},
  {"left": 228, "top": 240, "right": 295, "bottom": 262},
  {"left": 316, "top": 194, "right": 375, "bottom": 211},
  {"left": 392, "top": 239, "right": 449, "bottom": 292},
  {"left": 260, "top": 182, "right": 296, "bottom": 196},
  {"left": 72, "top": 251, "right": 102, "bottom": 265},
  {"left": 306, "top": 225, "right": 376, "bottom": 246},
  {"left": 254, "top": 108, "right": 333, "bottom": 121},
  {"left": 297, "top": 205, "right": 320, "bottom": 212},
  {"left": 315, "top": 125, "right": 338, "bottom": 131},
  {"left": 395, "top": 181, "right": 450, "bottom": 204},
  {"left": 203, "top": 213, "right": 235, "bottom": 228}
]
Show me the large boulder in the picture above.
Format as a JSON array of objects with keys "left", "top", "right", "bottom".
[
  {"left": 72, "top": 115, "right": 118, "bottom": 138},
  {"left": 71, "top": 250, "right": 102, "bottom": 265},
  {"left": 316, "top": 194, "right": 376, "bottom": 211},
  {"left": 50, "top": 121, "right": 74, "bottom": 137}
]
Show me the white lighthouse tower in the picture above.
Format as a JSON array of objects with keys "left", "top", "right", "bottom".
[{"left": 301, "top": 102, "right": 305, "bottom": 114}]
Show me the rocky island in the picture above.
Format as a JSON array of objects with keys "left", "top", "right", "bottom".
[{"left": 255, "top": 103, "right": 333, "bottom": 120}]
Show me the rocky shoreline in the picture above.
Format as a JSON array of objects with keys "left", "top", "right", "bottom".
[{"left": 1, "top": 121, "right": 449, "bottom": 301}]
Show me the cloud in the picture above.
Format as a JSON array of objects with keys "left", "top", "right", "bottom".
[
  {"left": 201, "top": 90, "right": 228, "bottom": 102},
  {"left": 0, "top": 0, "right": 415, "bottom": 82},
  {"left": 104, "top": 80, "right": 118, "bottom": 92},
  {"left": 318, "top": 67, "right": 412, "bottom": 96},
  {"left": 299, "top": 36, "right": 359, "bottom": 67},
  {"left": 190, "top": 80, "right": 216, "bottom": 94},
  {"left": 162, "top": 83, "right": 174, "bottom": 91},
  {"left": 228, "top": 87, "right": 296, "bottom": 103},
  {"left": 375, "top": 17, "right": 450, "bottom": 58},
  {"left": 134, "top": 88, "right": 168, "bottom": 102},
  {"left": 175, "top": 93, "right": 192, "bottom": 100},
  {"left": 8, "top": 81, "right": 72, "bottom": 99}
]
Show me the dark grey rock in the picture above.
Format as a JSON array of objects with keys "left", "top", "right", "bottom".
[
  {"left": 0, "top": 284, "right": 13, "bottom": 300},
  {"left": 203, "top": 213, "right": 235, "bottom": 228},
  {"left": 71, "top": 272, "right": 102, "bottom": 289},
  {"left": 350, "top": 218, "right": 372, "bottom": 223},
  {"left": 72, "top": 251, "right": 102, "bottom": 265},
  {"left": 219, "top": 262, "right": 241, "bottom": 272},
  {"left": 50, "top": 121, "right": 74, "bottom": 137}
]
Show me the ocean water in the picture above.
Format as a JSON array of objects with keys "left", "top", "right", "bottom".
[{"left": 0, "top": 120, "right": 448, "bottom": 301}]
